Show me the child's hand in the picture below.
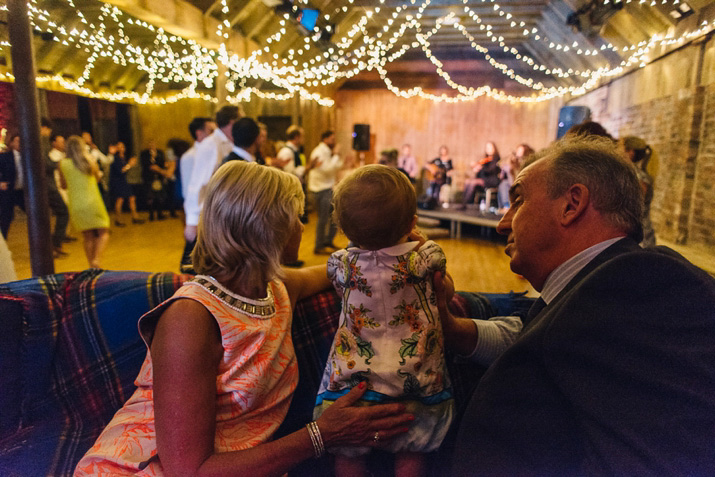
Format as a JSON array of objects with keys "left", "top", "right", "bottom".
[
  {"left": 408, "top": 227, "right": 428, "bottom": 247},
  {"left": 434, "top": 271, "right": 456, "bottom": 329}
]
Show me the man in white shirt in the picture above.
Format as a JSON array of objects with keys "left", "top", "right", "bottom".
[
  {"left": 183, "top": 105, "right": 240, "bottom": 247},
  {"left": 274, "top": 125, "right": 305, "bottom": 179},
  {"left": 180, "top": 117, "right": 216, "bottom": 203},
  {"left": 308, "top": 130, "right": 343, "bottom": 254},
  {"left": 178, "top": 117, "right": 215, "bottom": 273},
  {"left": 275, "top": 125, "right": 308, "bottom": 224},
  {"left": 46, "top": 134, "right": 72, "bottom": 255}
]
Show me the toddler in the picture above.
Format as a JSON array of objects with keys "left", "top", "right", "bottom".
[{"left": 314, "top": 164, "right": 454, "bottom": 477}]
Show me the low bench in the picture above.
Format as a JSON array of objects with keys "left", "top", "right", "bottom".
[{"left": 417, "top": 206, "right": 502, "bottom": 239}]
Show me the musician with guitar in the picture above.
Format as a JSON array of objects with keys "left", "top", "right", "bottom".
[{"left": 424, "top": 145, "right": 453, "bottom": 203}]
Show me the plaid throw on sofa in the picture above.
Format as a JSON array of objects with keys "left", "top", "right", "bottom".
[{"left": 0, "top": 270, "right": 186, "bottom": 476}]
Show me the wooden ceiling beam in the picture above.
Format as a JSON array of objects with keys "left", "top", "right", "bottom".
[
  {"left": 520, "top": 42, "right": 574, "bottom": 87},
  {"left": 536, "top": 5, "right": 605, "bottom": 71},
  {"left": 245, "top": 5, "right": 277, "bottom": 40},
  {"left": 111, "top": 63, "right": 142, "bottom": 90},
  {"left": 203, "top": 0, "right": 226, "bottom": 18},
  {"left": 125, "top": 67, "right": 151, "bottom": 92},
  {"left": 102, "top": 0, "right": 258, "bottom": 53},
  {"left": 350, "top": 0, "right": 546, "bottom": 8},
  {"left": 34, "top": 8, "right": 86, "bottom": 70},
  {"left": 228, "top": 0, "right": 256, "bottom": 27},
  {"left": 229, "top": 0, "right": 265, "bottom": 31}
]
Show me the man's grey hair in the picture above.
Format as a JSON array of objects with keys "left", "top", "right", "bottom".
[{"left": 525, "top": 135, "right": 644, "bottom": 243}]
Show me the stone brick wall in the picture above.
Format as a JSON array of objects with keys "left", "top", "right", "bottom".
[
  {"left": 569, "top": 39, "right": 715, "bottom": 252},
  {"left": 691, "top": 85, "right": 715, "bottom": 248}
]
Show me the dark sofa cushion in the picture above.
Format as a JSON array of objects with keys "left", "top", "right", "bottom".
[{"left": 0, "top": 293, "right": 23, "bottom": 438}]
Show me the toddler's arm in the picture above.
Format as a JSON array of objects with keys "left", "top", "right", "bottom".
[
  {"left": 434, "top": 271, "right": 523, "bottom": 367},
  {"left": 282, "top": 264, "right": 331, "bottom": 310}
]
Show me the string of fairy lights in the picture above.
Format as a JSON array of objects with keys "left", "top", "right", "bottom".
[{"left": 0, "top": 0, "right": 712, "bottom": 106}]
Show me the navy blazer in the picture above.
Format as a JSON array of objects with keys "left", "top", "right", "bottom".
[{"left": 452, "top": 238, "right": 715, "bottom": 476}]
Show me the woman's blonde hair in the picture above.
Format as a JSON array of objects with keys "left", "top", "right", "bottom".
[
  {"left": 333, "top": 164, "right": 416, "bottom": 250},
  {"left": 65, "top": 135, "right": 93, "bottom": 175},
  {"left": 192, "top": 161, "right": 304, "bottom": 285}
]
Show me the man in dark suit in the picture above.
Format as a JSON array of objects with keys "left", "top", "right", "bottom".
[
  {"left": 0, "top": 147, "right": 16, "bottom": 239},
  {"left": 437, "top": 135, "right": 715, "bottom": 475}
]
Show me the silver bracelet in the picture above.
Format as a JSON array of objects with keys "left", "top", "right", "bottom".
[{"left": 306, "top": 421, "right": 325, "bottom": 458}]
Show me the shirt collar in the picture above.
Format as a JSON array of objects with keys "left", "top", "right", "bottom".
[
  {"left": 540, "top": 236, "right": 625, "bottom": 304},
  {"left": 348, "top": 241, "right": 418, "bottom": 256},
  {"left": 232, "top": 146, "right": 255, "bottom": 162},
  {"left": 214, "top": 127, "right": 230, "bottom": 144}
]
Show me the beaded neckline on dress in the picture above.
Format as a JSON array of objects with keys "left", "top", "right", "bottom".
[{"left": 189, "top": 275, "right": 276, "bottom": 319}]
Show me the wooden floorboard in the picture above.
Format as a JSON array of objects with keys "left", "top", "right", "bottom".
[{"left": 4, "top": 209, "right": 536, "bottom": 296}]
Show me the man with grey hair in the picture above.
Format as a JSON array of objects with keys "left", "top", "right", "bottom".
[{"left": 437, "top": 135, "right": 715, "bottom": 475}]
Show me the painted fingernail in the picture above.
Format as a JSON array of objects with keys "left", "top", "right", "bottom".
[
  {"left": 401, "top": 427, "right": 409, "bottom": 433},
  {"left": 408, "top": 414, "right": 415, "bottom": 421}
]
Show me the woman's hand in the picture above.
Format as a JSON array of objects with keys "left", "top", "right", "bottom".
[{"left": 316, "top": 383, "right": 413, "bottom": 449}]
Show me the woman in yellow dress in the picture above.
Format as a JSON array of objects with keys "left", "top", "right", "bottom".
[{"left": 59, "top": 136, "right": 110, "bottom": 268}]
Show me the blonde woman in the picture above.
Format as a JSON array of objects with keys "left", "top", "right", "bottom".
[
  {"left": 76, "top": 161, "right": 412, "bottom": 476},
  {"left": 59, "top": 136, "right": 110, "bottom": 268}
]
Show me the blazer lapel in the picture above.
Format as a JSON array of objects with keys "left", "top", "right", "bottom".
[{"left": 525, "top": 238, "right": 641, "bottom": 329}]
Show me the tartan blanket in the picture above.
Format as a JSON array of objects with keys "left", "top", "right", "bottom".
[
  {"left": 0, "top": 270, "right": 186, "bottom": 477},
  {"left": 0, "top": 270, "right": 530, "bottom": 476}
]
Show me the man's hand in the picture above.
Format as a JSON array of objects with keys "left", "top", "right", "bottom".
[{"left": 434, "top": 271, "right": 477, "bottom": 356}]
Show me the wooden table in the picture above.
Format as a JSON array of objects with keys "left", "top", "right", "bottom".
[{"left": 417, "top": 206, "right": 502, "bottom": 239}]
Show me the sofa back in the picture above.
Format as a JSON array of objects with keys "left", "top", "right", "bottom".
[
  {"left": 0, "top": 270, "right": 187, "bottom": 476},
  {"left": 0, "top": 269, "right": 525, "bottom": 476}
]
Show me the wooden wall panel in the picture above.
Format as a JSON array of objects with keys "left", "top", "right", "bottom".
[
  {"left": 136, "top": 96, "right": 333, "bottom": 156},
  {"left": 46, "top": 90, "right": 78, "bottom": 119},
  {"left": 333, "top": 89, "right": 561, "bottom": 188},
  {"left": 135, "top": 98, "right": 213, "bottom": 150},
  {"left": 89, "top": 99, "right": 116, "bottom": 120},
  {"left": 242, "top": 95, "right": 334, "bottom": 154}
]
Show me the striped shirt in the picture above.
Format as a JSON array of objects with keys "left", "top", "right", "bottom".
[
  {"left": 540, "top": 236, "right": 625, "bottom": 305},
  {"left": 468, "top": 236, "right": 626, "bottom": 366}
]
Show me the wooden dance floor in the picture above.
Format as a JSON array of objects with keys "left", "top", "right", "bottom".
[{"left": 5, "top": 209, "right": 535, "bottom": 295}]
